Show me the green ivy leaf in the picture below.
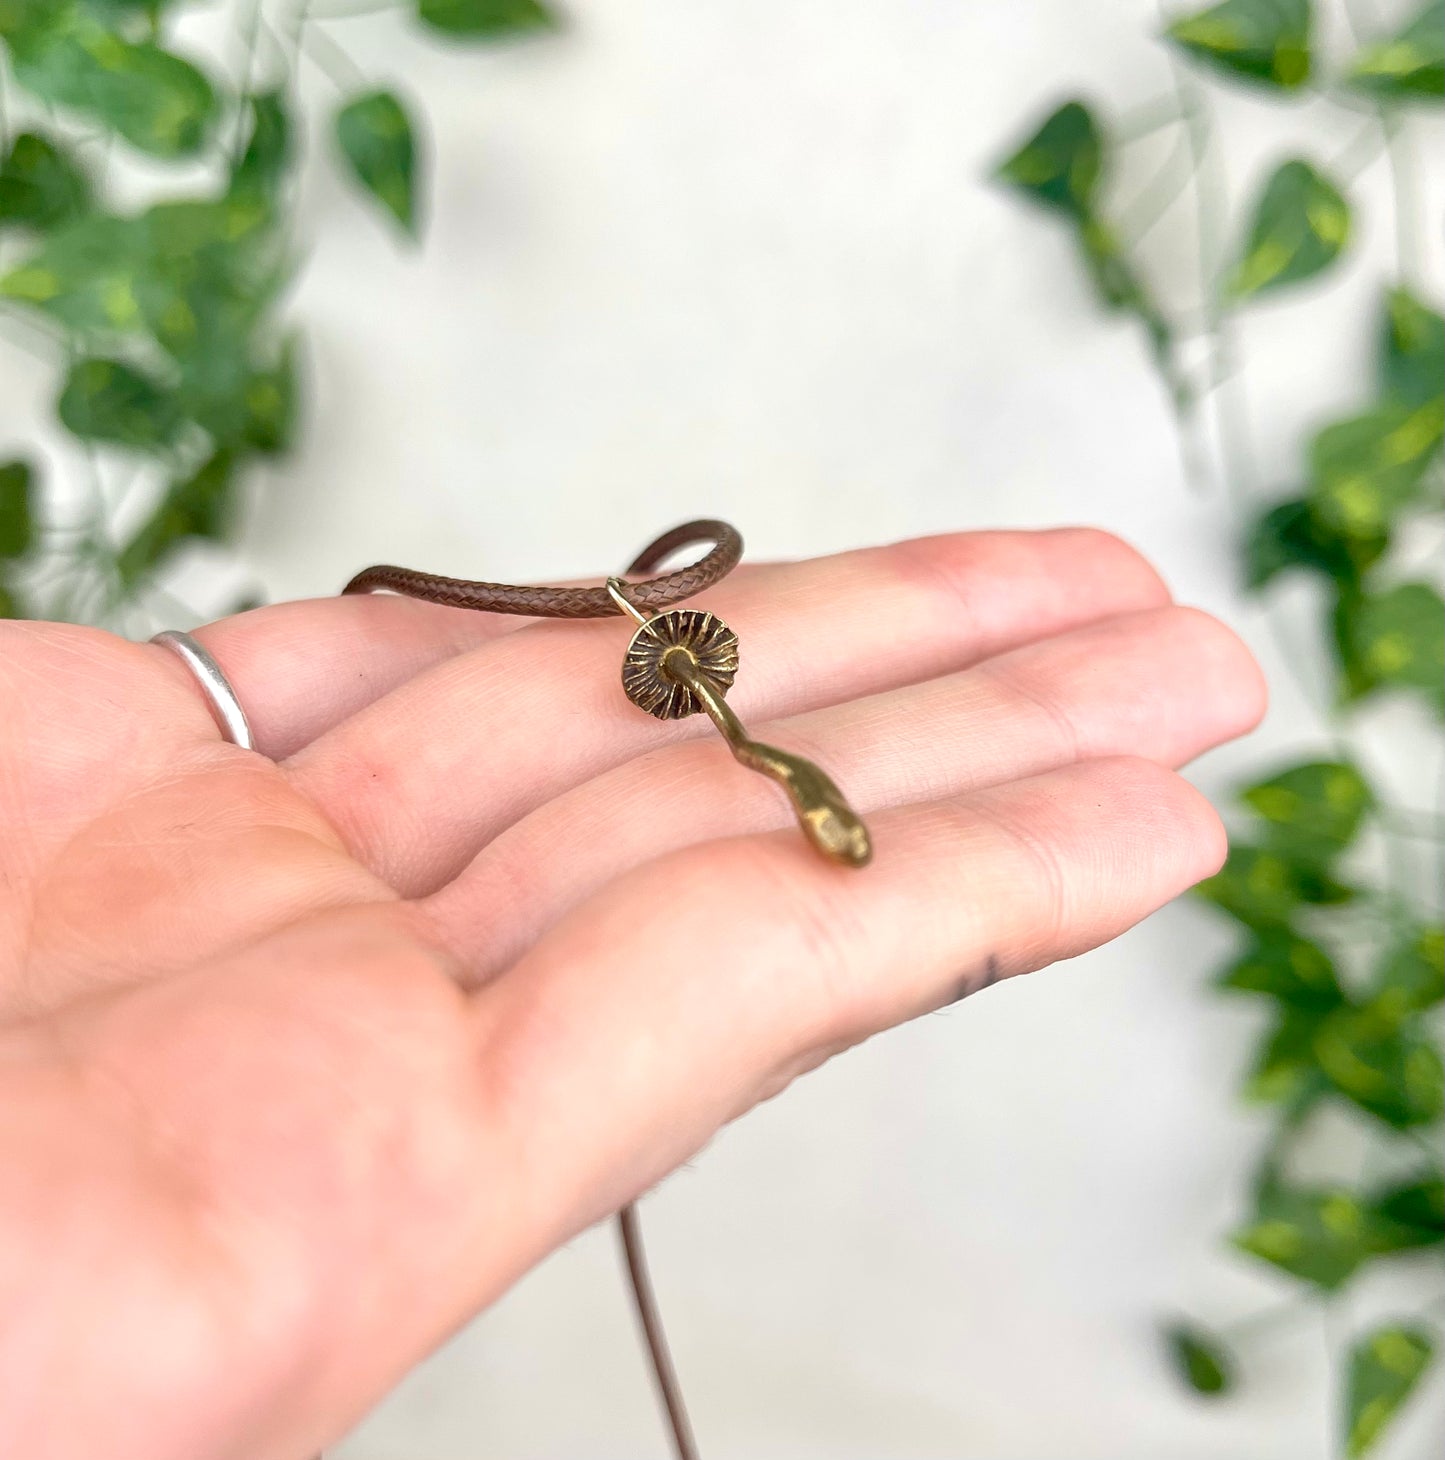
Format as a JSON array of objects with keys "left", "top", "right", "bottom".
[
  {"left": 231, "top": 90, "right": 292, "bottom": 202},
  {"left": 133, "top": 195, "right": 285, "bottom": 366},
  {"left": 0, "top": 0, "right": 55, "bottom": 39},
  {"left": 1314, "top": 1005, "right": 1444, "bottom": 1128},
  {"left": 1219, "top": 928, "right": 1344, "bottom": 1009},
  {"left": 1246, "top": 1007, "right": 1331, "bottom": 1107},
  {"left": 1345, "top": 1325, "right": 1435, "bottom": 1457},
  {"left": 1244, "top": 496, "right": 1387, "bottom": 590},
  {"left": 42, "top": 195, "right": 290, "bottom": 448},
  {"left": 1368, "top": 926, "right": 1444, "bottom": 1018},
  {"left": 56, "top": 356, "right": 181, "bottom": 449},
  {"left": 0, "top": 213, "right": 142, "bottom": 333},
  {"left": 1380, "top": 286, "right": 1444, "bottom": 408},
  {"left": 239, "top": 337, "right": 299, "bottom": 456},
  {"left": 1166, "top": 0, "right": 1313, "bottom": 90},
  {"left": 1232, "top": 1184, "right": 1372, "bottom": 1290},
  {"left": 335, "top": 89, "right": 420, "bottom": 235},
  {"left": 138, "top": 193, "right": 278, "bottom": 272},
  {"left": 9, "top": 16, "right": 218, "bottom": 159},
  {"left": 0, "top": 130, "right": 91, "bottom": 231},
  {"left": 1195, "top": 842, "right": 1354, "bottom": 927},
  {"left": 117, "top": 450, "right": 234, "bottom": 587},
  {"left": 0, "top": 191, "right": 280, "bottom": 361},
  {"left": 1164, "top": 1322, "right": 1235, "bottom": 1395},
  {"left": 1308, "top": 400, "right": 1445, "bottom": 541},
  {"left": 0, "top": 459, "right": 35, "bottom": 559},
  {"left": 416, "top": 0, "right": 557, "bottom": 38},
  {"left": 994, "top": 99, "right": 1104, "bottom": 220},
  {"left": 178, "top": 356, "right": 260, "bottom": 447},
  {"left": 1241, "top": 760, "right": 1372, "bottom": 865},
  {"left": 1368, "top": 1173, "right": 1445, "bottom": 1253},
  {"left": 1225, "top": 159, "right": 1350, "bottom": 299},
  {"left": 1333, "top": 581, "right": 1445, "bottom": 714},
  {"left": 1348, "top": 0, "right": 1444, "bottom": 102}
]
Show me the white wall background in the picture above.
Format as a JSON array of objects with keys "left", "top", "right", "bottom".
[{"left": 3, "top": 2, "right": 1442, "bottom": 1457}]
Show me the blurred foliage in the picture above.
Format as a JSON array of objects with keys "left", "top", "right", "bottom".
[
  {"left": 335, "top": 89, "right": 418, "bottom": 234},
  {"left": 0, "top": 0, "right": 556, "bottom": 628},
  {"left": 1166, "top": 0, "right": 1314, "bottom": 88},
  {"left": 1165, "top": 1320, "right": 1236, "bottom": 1393},
  {"left": 1346, "top": 1326, "right": 1436, "bottom": 1455},
  {"left": 997, "top": 1, "right": 1442, "bottom": 1454},
  {"left": 1226, "top": 157, "right": 1350, "bottom": 298},
  {"left": 1349, "top": 0, "right": 1444, "bottom": 99},
  {"left": 418, "top": 0, "right": 555, "bottom": 38}
]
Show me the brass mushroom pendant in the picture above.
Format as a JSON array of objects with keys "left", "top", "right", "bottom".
[
  {"left": 607, "top": 581, "right": 872, "bottom": 869},
  {"left": 622, "top": 609, "right": 740, "bottom": 720}
]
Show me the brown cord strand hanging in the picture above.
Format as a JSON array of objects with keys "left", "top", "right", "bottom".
[{"left": 619, "top": 1204, "right": 700, "bottom": 1460}]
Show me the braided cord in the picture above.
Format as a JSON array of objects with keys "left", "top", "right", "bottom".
[{"left": 341, "top": 519, "right": 743, "bottom": 618}]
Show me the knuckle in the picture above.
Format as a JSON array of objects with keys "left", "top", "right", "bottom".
[
  {"left": 866, "top": 535, "right": 977, "bottom": 624},
  {"left": 980, "top": 651, "right": 1084, "bottom": 761},
  {"left": 968, "top": 794, "right": 1071, "bottom": 958}
]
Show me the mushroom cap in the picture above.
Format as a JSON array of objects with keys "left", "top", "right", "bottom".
[{"left": 621, "top": 608, "right": 740, "bottom": 719}]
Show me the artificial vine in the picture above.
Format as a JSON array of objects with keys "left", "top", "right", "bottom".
[
  {"left": 0, "top": 0, "right": 557, "bottom": 629},
  {"left": 997, "top": 1, "right": 1443, "bottom": 1454}
]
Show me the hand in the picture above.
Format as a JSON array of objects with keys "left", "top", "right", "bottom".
[{"left": 0, "top": 528, "right": 1264, "bottom": 1459}]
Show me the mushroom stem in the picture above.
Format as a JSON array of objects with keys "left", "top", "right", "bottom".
[{"left": 661, "top": 648, "right": 872, "bottom": 868}]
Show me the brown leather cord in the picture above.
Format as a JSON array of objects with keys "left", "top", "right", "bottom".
[
  {"left": 316, "top": 1206, "right": 692, "bottom": 1460},
  {"left": 340, "top": 521, "right": 729, "bottom": 1460},
  {"left": 341, "top": 519, "right": 743, "bottom": 618},
  {"left": 619, "top": 1204, "right": 700, "bottom": 1460}
]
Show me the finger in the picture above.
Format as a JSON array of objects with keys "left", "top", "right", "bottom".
[
  {"left": 289, "top": 529, "right": 1171, "bottom": 895},
  {"left": 147, "top": 593, "right": 535, "bottom": 760},
  {"left": 460, "top": 756, "right": 1226, "bottom": 1271},
  {"left": 425, "top": 604, "right": 1265, "bottom": 981},
  {"left": 153, "top": 562, "right": 769, "bottom": 760}
]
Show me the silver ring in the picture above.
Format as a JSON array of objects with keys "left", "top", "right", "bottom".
[{"left": 151, "top": 630, "right": 255, "bottom": 751}]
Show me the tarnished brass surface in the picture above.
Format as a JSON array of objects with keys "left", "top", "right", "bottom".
[
  {"left": 610, "top": 579, "right": 872, "bottom": 868},
  {"left": 661, "top": 647, "right": 873, "bottom": 868},
  {"left": 621, "top": 610, "right": 740, "bottom": 721}
]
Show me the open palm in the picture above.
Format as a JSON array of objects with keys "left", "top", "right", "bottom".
[{"left": 0, "top": 528, "right": 1264, "bottom": 1460}]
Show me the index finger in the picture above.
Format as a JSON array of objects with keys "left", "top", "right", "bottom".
[
  {"left": 169, "top": 592, "right": 537, "bottom": 759},
  {"left": 158, "top": 564, "right": 770, "bottom": 760}
]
